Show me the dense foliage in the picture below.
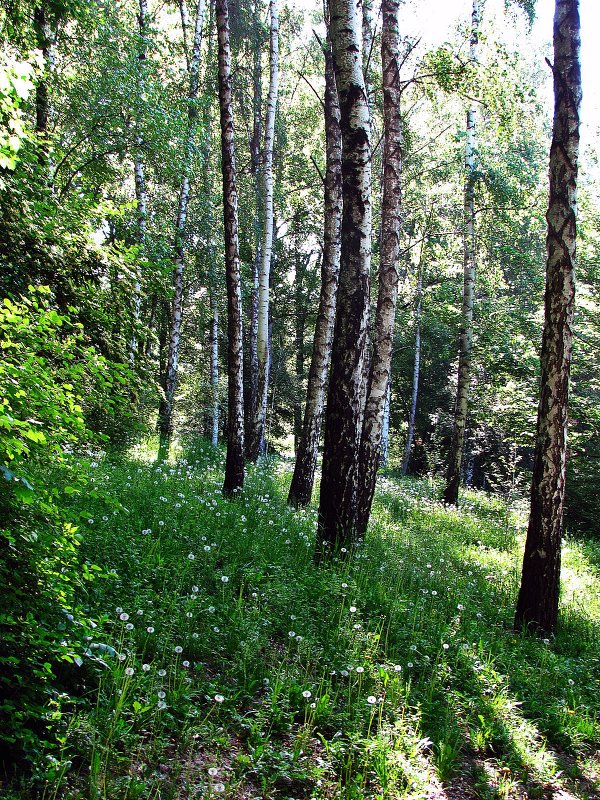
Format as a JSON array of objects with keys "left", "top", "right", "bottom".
[{"left": 1, "top": 0, "right": 599, "bottom": 794}]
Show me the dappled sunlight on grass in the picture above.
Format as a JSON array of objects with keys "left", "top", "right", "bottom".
[{"left": 20, "top": 441, "right": 600, "bottom": 800}]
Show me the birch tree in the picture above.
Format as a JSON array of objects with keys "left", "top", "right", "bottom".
[
  {"left": 217, "top": 0, "right": 245, "bottom": 495},
  {"left": 401, "top": 263, "right": 423, "bottom": 475},
  {"left": 204, "top": 0, "right": 219, "bottom": 447},
  {"left": 354, "top": 0, "right": 403, "bottom": 537},
  {"left": 515, "top": 0, "right": 581, "bottom": 633},
  {"left": 288, "top": 20, "right": 342, "bottom": 508},
  {"left": 158, "top": 0, "right": 205, "bottom": 441},
  {"left": 248, "top": 0, "right": 263, "bottom": 434},
  {"left": 443, "top": 0, "right": 480, "bottom": 506},
  {"left": 130, "top": 0, "right": 150, "bottom": 361},
  {"left": 248, "top": 0, "right": 279, "bottom": 461},
  {"left": 316, "top": 0, "right": 371, "bottom": 552}
]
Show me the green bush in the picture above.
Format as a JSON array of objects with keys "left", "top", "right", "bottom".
[{"left": 0, "top": 287, "right": 131, "bottom": 779}]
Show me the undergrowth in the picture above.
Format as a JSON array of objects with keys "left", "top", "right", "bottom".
[{"left": 4, "top": 437, "right": 600, "bottom": 799}]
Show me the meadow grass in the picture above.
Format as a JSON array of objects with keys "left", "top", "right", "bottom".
[{"left": 23, "top": 438, "right": 600, "bottom": 799}]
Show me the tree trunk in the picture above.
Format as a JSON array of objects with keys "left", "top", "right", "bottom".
[
  {"left": 354, "top": 0, "right": 403, "bottom": 538},
  {"left": 159, "top": 0, "right": 206, "bottom": 440},
  {"left": 130, "top": 0, "right": 150, "bottom": 361},
  {"left": 287, "top": 16, "right": 342, "bottom": 508},
  {"left": 401, "top": 266, "right": 423, "bottom": 475},
  {"left": 248, "top": 0, "right": 263, "bottom": 434},
  {"left": 293, "top": 244, "right": 308, "bottom": 453},
  {"left": 204, "top": 0, "right": 219, "bottom": 447},
  {"left": 316, "top": 0, "right": 372, "bottom": 552},
  {"left": 248, "top": 0, "right": 279, "bottom": 461},
  {"left": 443, "top": 0, "right": 479, "bottom": 506},
  {"left": 209, "top": 281, "right": 220, "bottom": 447},
  {"left": 380, "top": 379, "right": 391, "bottom": 469},
  {"left": 217, "top": 0, "right": 245, "bottom": 495},
  {"left": 514, "top": 0, "right": 581, "bottom": 635}
]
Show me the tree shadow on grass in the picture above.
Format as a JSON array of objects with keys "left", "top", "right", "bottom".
[{"left": 369, "top": 479, "right": 600, "bottom": 796}]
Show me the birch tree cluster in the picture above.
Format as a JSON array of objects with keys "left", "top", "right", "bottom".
[{"left": 0, "top": 0, "right": 597, "bottom": 539}]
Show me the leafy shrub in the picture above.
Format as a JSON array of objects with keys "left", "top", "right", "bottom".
[{"left": 0, "top": 287, "right": 131, "bottom": 779}]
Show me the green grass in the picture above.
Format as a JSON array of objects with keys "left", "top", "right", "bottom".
[{"left": 15, "top": 438, "right": 600, "bottom": 799}]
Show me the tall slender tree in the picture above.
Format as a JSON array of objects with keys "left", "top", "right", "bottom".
[
  {"left": 316, "top": 0, "right": 371, "bottom": 552},
  {"left": 159, "top": 0, "right": 205, "bottom": 441},
  {"left": 288, "top": 18, "right": 342, "bottom": 508},
  {"left": 130, "top": 0, "right": 150, "bottom": 361},
  {"left": 514, "top": 0, "right": 581, "bottom": 634},
  {"left": 203, "top": 0, "right": 220, "bottom": 447},
  {"left": 248, "top": 0, "right": 279, "bottom": 460},
  {"left": 354, "top": 0, "right": 403, "bottom": 537},
  {"left": 217, "top": 0, "right": 245, "bottom": 495},
  {"left": 401, "top": 261, "right": 423, "bottom": 475},
  {"left": 443, "top": 0, "right": 480, "bottom": 505},
  {"left": 248, "top": 0, "right": 264, "bottom": 436}
]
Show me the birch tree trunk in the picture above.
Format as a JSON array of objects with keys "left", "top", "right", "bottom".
[
  {"left": 443, "top": 0, "right": 479, "bottom": 506},
  {"left": 204, "top": 0, "right": 219, "bottom": 447},
  {"left": 293, "top": 240, "right": 308, "bottom": 453},
  {"left": 380, "top": 380, "right": 391, "bottom": 469},
  {"left": 288, "top": 24, "right": 342, "bottom": 508},
  {"left": 130, "top": 0, "right": 150, "bottom": 361},
  {"left": 401, "top": 266, "right": 423, "bottom": 475},
  {"left": 248, "top": 0, "right": 279, "bottom": 461},
  {"left": 354, "top": 0, "right": 403, "bottom": 538},
  {"left": 316, "top": 0, "right": 371, "bottom": 552},
  {"left": 217, "top": 0, "right": 245, "bottom": 495},
  {"left": 209, "top": 279, "right": 220, "bottom": 447},
  {"left": 514, "top": 0, "right": 581, "bottom": 634},
  {"left": 158, "top": 0, "right": 205, "bottom": 440},
  {"left": 248, "top": 0, "right": 263, "bottom": 432}
]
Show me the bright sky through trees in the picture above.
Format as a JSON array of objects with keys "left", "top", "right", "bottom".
[{"left": 399, "top": 0, "right": 598, "bottom": 133}]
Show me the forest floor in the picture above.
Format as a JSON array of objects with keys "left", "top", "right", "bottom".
[{"left": 17, "top": 438, "right": 600, "bottom": 800}]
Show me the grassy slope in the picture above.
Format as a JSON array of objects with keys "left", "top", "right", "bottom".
[{"left": 32, "top": 439, "right": 600, "bottom": 799}]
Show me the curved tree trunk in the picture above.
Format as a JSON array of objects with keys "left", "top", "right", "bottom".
[
  {"left": 159, "top": 0, "right": 205, "bottom": 441},
  {"left": 217, "top": 0, "right": 245, "bottom": 495},
  {"left": 248, "top": 0, "right": 279, "bottom": 461},
  {"left": 288, "top": 22, "right": 342, "bottom": 508},
  {"left": 443, "top": 0, "right": 479, "bottom": 506},
  {"left": 514, "top": 0, "right": 581, "bottom": 635},
  {"left": 316, "top": 0, "right": 372, "bottom": 553},
  {"left": 354, "top": 0, "right": 403, "bottom": 538}
]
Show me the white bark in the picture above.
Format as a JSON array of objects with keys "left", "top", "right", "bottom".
[
  {"left": 317, "top": 0, "right": 372, "bottom": 550},
  {"left": 250, "top": 0, "right": 279, "bottom": 460},
  {"left": 130, "top": 0, "right": 150, "bottom": 361},
  {"left": 355, "top": 0, "right": 403, "bottom": 536},
  {"left": 160, "top": 0, "right": 206, "bottom": 438},
  {"left": 402, "top": 266, "right": 423, "bottom": 475},
  {"left": 443, "top": 0, "right": 479, "bottom": 505}
]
